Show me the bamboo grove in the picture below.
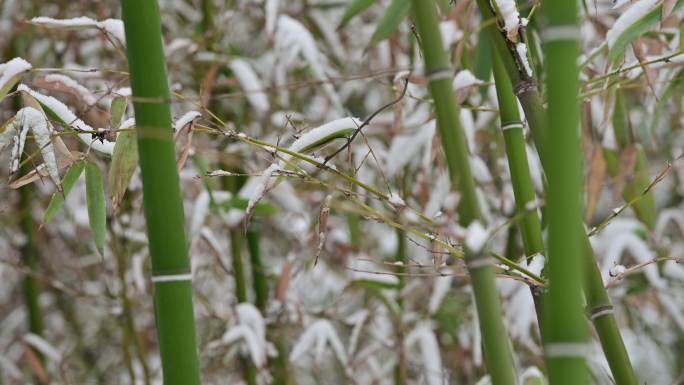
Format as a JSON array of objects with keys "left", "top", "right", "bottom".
[{"left": 0, "top": 0, "right": 682, "bottom": 384}]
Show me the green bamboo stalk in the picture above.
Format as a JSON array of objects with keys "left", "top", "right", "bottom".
[
  {"left": 475, "top": 3, "right": 638, "bottom": 383},
  {"left": 491, "top": 52, "right": 544, "bottom": 261},
  {"left": 247, "top": 221, "right": 268, "bottom": 312},
  {"left": 120, "top": 2, "right": 201, "bottom": 385},
  {"left": 410, "top": 1, "right": 518, "bottom": 384},
  {"left": 491, "top": 49, "right": 546, "bottom": 329},
  {"left": 542, "top": 1, "right": 588, "bottom": 384},
  {"left": 19, "top": 171, "right": 44, "bottom": 344}
]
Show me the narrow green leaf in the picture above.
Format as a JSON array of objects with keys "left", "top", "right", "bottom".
[
  {"left": 368, "top": 0, "right": 411, "bottom": 47},
  {"left": 110, "top": 96, "right": 127, "bottom": 129},
  {"left": 216, "top": 196, "right": 278, "bottom": 216},
  {"left": 608, "top": 0, "right": 684, "bottom": 63},
  {"left": 108, "top": 130, "right": 138, "bottom": 211},
  {"left": 338, "top": 0, "right": 376, "bottom": 29},
  {"left": 43, "top": 160, "right": 85, "bottom": 223},
  {"left": 85, "top": 161, "right": 106, "bottom": 254},
  {"left": 299, "top": 127, "right": 356, "bottom": 153}
]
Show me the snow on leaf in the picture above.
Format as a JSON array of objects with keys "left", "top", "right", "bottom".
[
  {"left": 24, "top": 333, "right": 62, "bottom": 363},
  {"left": 290, "top": 319, "right": 348, "bottom": 367},
  {"left": 385, "top": 121, "right": 435, "bottom": 177},
  {"left": 39, "top": 74, "right": 97, "bottom": 106},
  {"left": 0, "top": 118, "right": 17, "bottom": 154},
  {"left": 30, "top": 16, "right": 125, "bottom": 46},
  {"left": 242, "top": 117, "right": 360, "bottom": 221},
  {"left": 275, "top": 15, "right": 342, "bottom": 111},
  {"left": 229, "top": 59, "right": 270, "bottom": 113},
  {"left": 174, "top": 111, "right": 201, "bottom": 132},
  {"left": 0, "top": 57, "right": 32, "bottom": 100},
  {"left": 13, "top": 107, "right": 61, "bottom": 190},
  {"left": 219, "top": 303, "right": 269, "bottom": 367},
  {"left": 428, "top": 275, "right": 453, "bottom": 314},
  {"left": 17, "top": 84, "right": 115, "bottom": 155},
  {"left": 453, "top": 70, "right": 484, "bottom": 91},
  {"left": 405, "top": 323, "right": 444, "bottom": 385}
]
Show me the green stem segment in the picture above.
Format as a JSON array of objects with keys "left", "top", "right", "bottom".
[
  {"left": 491, "top": 50, "right": 546, "bottom": 332},
  {"left": 542, "top": 1, "right": 587, "bottom": 384},
  {"left": 120, "top": 2, "right": 201, "bottom": 385},
  {"left": 410, "top": 1, "right": 518, "bottom": 384},
  {"left": 476, "top": 2, "right": 638, "bottom": 383}
]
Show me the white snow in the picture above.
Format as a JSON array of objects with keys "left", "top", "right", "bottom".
[
  {"left": 17, "top": 84, "right": 115, "bottom": 155},
  {"left": 388, "top": 192, "right": 406, "bottom": 207},
  {"left": 465, "top": 221, "right": 488, "bottom": 252},
  {"left": 30, "top": 16, "right": 126, "bottom": 46},
  {"left": 42, "top": 74, "right": 98, "bottom": 105},
  {"left": 289, "top": 117, "right": 361, "bottom": 154},
  {"left": 605, "top": 0, "right": 659, "bottom": 49},
  {"left": 610, "top": 264, "right": 626, "bottom": 276},
  {"left": 229, "top": 59, "right": 270, "bottom": 113},
  {"left": 24, "top": 333, "right": 62, "bottom": 362},
  {"left": 428, "top": 275, "right": 453, "bottom": 314},
  {"left": 15, "top": 107, "right": 60, "bottom": 188},
  {"left": 516, "top": 43, "right": 533, "bottom": 77},
  {"left": 493, "top": 0, "right": 520, "bottom": 41},
  {"left": 0, "top": 57, "right": 32, "bottom": 91},
  {"left": 453, "top": 70, "right": 484, "bottom": 91},
  {"left": 174, "top": 110, "right": 201, "bottom": 132},
  {"left": 290, "top": 319, "right": 348, "bottom": 366},
  {"left": 405, "top": 323, "right": 444, "bottom": 385}
]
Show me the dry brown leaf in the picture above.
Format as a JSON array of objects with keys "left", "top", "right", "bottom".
[
  {"left": 23, "top": 342, "right": 49, "bottom": 384},
  {"left": 276, "top": 260, "right": 293, "bottom": 301},
  {"left": 585, "top": 146, "right": 606, "bottom": 222},
  {"left": 662, "top": 0, "right": 677, "bottom": 21},
  {"left": 9, "top": 151, "right": 82, "bottom": 189},
  {"left": 613, "top": 144, "right": 638, "bottom": 201}
]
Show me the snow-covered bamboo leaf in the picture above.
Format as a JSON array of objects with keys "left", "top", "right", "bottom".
[
  {"left": 229, "top": 59, "right": 270, "bottom": 113},
  {"left": 18, "top": 85, "right": 115, "bottom": 155},
  {"left": 44, "top": 160, "right": 85, "bottom": 223},
  {"left": 108, "top": 120, "right": 137, "bottom": 211},
  {"left": 242, "top": 117, "right": 360, "bottom": 221},
  {"left": 85, "top": 161, "right": 106, "bottom": 254},
  {"left": 606, "top": 0, "right": 684, "bottom": 63},
  {"left": 30, "top": 17, "right": 125, "bottom": 47},
  {"left": 338, "top": 0, "right": 376, "bottom": 28},
  {"left": 14, "top": 107, "right": 61, "bottom": 190},
  {"left": 0, "top": 117, "right": 17, "bottom": 154},
  {"left": 0, "top": 57, "right": 32, "bottom": 101},
  {"left": 368, "top": 0, "right": 410, "bottom": 47}
]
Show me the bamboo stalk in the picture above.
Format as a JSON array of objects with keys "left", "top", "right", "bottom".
[
  {"left": 119, "top": 2, "right": 201, "bottom": 385},
  {"left": 410, "top": 1, "right": 518, "bottom": 384},
  {"left": 475, "top": 2, "right": 638, "bottom": 383},
  {"left": 542, "top": 1, "right": 588, "bottom": 384},
  {"left": 491, "top": 49, "right": 546, "bottom": 329},
  {"left": 247, "top": 221, "right": 268, "bottom": 312}
]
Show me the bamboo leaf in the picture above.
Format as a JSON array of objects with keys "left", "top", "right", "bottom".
[
  {"left": 585, "top": 146, "right": 606, "bottom": 223},
  {"left": 0, "top": 58, "right": 32, "bottom": 101},
  {"left": 368, "top": 0, "right": 411, "bottom": 47},
  {"left": 110, "top": 96, "right": 127, "bottom": 129},
  {"left": 43, "top": 160, "right": 85, "bottom": 223},
  {"left": 662, "top": 0, "right": 677, "bottom": 20},
  {"left": 108, "top": 129, "right": 138, "bottom": 211},
  {"left": 608, "top": 0, "right": 684, "bottom": 63},
  {"left": 338, "top": 0, "right": 376, "bottom": 29},
  {"left": 85, "top": 161, "right": 106, "bottom": 255}
]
